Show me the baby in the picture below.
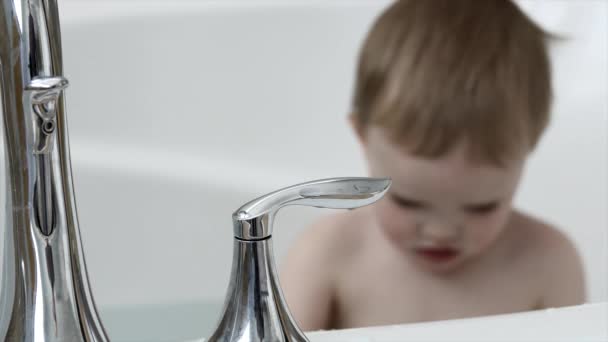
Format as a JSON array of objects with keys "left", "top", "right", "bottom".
[{"left": 280, "top": 0, "right": 586, "bottom": 331}]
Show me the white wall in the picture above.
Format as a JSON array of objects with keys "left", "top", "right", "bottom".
[
  {"left": 0, "top": 1, "right": 606, "bottom": 311},
  {"left": 515, "top": 0, "right": 608, "bottom": 303}
]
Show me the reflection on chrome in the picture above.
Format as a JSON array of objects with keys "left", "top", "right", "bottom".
[{"left": 0, "top": 0, "right": 109, "bottom": 340}]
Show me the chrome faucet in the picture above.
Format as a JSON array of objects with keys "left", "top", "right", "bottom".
[
  {"left": 0, "top": 0, "right": 109, "bottom": 340},
  {"left": 1, "top": 2, "right": 389, "bottom": 342},
  {"left": 208, "top": 177, "right": 390, "bottom": 342}
]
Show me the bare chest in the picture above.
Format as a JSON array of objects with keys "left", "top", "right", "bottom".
[{"left": 334, "top": 254, "right": 538, "bottom": 329}]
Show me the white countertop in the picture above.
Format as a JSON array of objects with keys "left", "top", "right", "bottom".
[
  {"left": 103, "top": 301, "right": 606, "bottom": 341},
  {"left": 307, "top": 303, "right": 607, "bottom": 342},
  {"left": 181, "top": 302, "right": 606, "bottom": 341}
]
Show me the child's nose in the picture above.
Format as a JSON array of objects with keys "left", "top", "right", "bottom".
[{"left": 420, "top": 219, "right": 461, "bottom": 243}]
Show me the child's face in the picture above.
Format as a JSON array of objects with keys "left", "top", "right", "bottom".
[{"left": 361, "top": 127, "right": 526, "bottom": 274}]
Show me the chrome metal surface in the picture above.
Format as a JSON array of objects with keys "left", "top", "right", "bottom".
[
  {"left": 208, "top": 239, "right": 306, "bottom": 342},
  {"left": 233, "top": 177, "right": 391, "bottom": 240},
  {"left": 0, "top": 0, "right": 109, "bottom": 340},
  {"left": 209, "top": 177, "right": 391, "bottom": 342}
]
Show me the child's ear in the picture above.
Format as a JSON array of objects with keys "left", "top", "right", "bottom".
[
  {"left": 348, "top": 114, "right": 372, "bottom": 164},
  {"left": 348, "top": 114, "right": 366, "bottom": 145}
]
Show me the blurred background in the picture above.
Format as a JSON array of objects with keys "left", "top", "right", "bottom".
[{"left": 0, "top": 0, "right": 606, "bottom": 339}]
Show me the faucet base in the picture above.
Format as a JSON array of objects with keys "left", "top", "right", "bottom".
[{"left": 208, "top": 238, "right": 308, "bottom": 342}]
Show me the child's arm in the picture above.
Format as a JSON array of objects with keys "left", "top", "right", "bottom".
[
  {"left": 280, "top": 218, "right": 340, "bottom": 331},
  {"left": 538, "top": 229, "right": 586, "bottom": 308}
]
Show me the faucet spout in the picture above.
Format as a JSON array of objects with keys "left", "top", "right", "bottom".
[{"left": 1, "top": 0, "right": 109, "bottom": 340}]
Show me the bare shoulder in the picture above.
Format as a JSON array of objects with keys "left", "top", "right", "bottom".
[
  {"left": 508, "top": 210, "right": 586, "bottom": 306},
  {"left": 509, "top": 211, "right": 580, "bottom": 261},
  {"left": 285, "top": 208, "right": 372, "bottom": 267},
  {"left": 279, "top": 208, "right": 374, "bottom": 330}
]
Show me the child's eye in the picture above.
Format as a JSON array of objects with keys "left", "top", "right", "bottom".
[
  {"left": 464, "top": 201, "right": 500, "bottom": 215},
  {"left": 390, "top": 194, "right": 426, "bottom": 209}
]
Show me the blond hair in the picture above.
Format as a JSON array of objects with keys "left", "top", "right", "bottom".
[{"left": 352, "top": 0, "right": 552, "bottom": 165}]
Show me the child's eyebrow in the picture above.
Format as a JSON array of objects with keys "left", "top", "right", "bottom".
[
  {"left": 389, "top": 193, "right": 428, "bottom": 207},
  {"left": 462, "top": 200, "right": 502, "bottom": 212}
]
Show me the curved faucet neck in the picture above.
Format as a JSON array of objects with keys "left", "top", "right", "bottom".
[{"left": 1, "top": 1, "right": 109, "bottom": 340}]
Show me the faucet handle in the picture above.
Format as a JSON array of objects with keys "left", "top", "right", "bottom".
[
  {"left": 232, "top": 177, "right": 391, "bottom": 240},
  {"left": 210, "top": 177, "right": 391, "bottom": 341}
]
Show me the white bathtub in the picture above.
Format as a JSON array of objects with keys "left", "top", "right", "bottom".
[{"left": 1, "top": 0, "right": 606, "bottom": 341}]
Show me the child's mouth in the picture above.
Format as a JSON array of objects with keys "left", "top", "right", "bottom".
[{"left": 414, "top": 247, "right": 460, "bottom": 263}]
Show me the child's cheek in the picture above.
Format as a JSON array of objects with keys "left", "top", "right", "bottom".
[
  {"left": 374, "top": 199, "right": 418, "bottom": 247},
  {"left": 466, "top": 207, "right": 511, "bottom": 252}
]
